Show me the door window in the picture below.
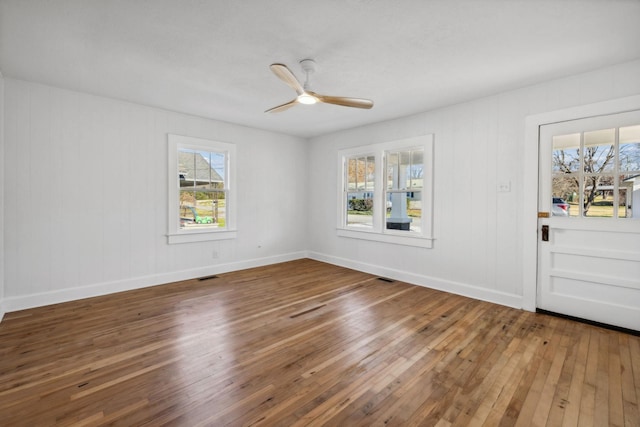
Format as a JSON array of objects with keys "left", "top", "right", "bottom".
[{"left": 551, "top": 124, "right": 640, "bottom": 218}]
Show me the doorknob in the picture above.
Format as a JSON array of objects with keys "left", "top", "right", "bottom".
[{"left": 541, "top": 225, "right": 549, "bottom": 242}]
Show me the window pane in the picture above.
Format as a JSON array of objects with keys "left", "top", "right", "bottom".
[
  {"left": 410, "top": 150, "right": 424, "bottom": 190},
  {"left": 619, "top": 125, "right": 640, "bottom": 172},
  {"left": 386, "top": 152, "right": 398, "bottom": 190},
  {"left": 386, "top": 191, "right": 421, "bottom": 232},
  {"left": 583, "top": 128, "right": 615, "bottom": 173},
  {"left": 347, "top": 158, "right": 357, "bottom": 190},
  {"left": 552, "top": 133, "right": 580, "bottom": 173},
  {"left": 619, "top": 187, "right": 629, "bottom": 219},
  {"left": 346, "top": 192, "right": 373, "bottom": 229},
  {"left": 619, "top": 175, "right": 638, "bottom": 219},
  {"left": 207, "top": 151, "right": 226, "bottom": 185},
  {"left": 356, "top": 157, "right": 365, "bottom": 190},
  {"left": 364, "top": 155, "right": 375, "bottom": 191},
  {"left": 582, "top": 175, "right": 615, "bottom": 217},
  {"left": 399, "top": 151, "right": 411, "bottom": 190},
  {"left": 209, "top": 191, "right": 226, "bottom": 227},
  {"left": 552, "top": 176, "right": 578, "bottom": 217},
  {"left": 178, "top": 149, "right": 225, "bottom": 187},
  {"left": 180, "top": 190, "right": 226, "bottom": 229}
]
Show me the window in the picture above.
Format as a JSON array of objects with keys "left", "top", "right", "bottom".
[
  {"left": 345, "top": 154, "right": 376, "bottom": 229},
  {"left": 551, "top": 124, "right": 640, "bottom": 218},
  {"left": 167, "top": 134, "right": 236, "bottom": 244},
  {"left": 338, "top": 135, "right": 434, "bottom": 248}
]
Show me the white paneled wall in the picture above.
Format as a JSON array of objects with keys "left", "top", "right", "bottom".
[
  {"left": 0, "top": 72, "right": 4, "bottom": 319},
  {"left": 307, "top": 60, "right": 640, "bottom": 308},
  {"left": 2, "top": 79, "right": 307, "bottom": 310},
  {"left": 3, "top": 60, "right": 640, "bottom": 313}
]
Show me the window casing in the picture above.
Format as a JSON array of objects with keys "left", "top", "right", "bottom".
[
  {"left": 168, "top": 134, "right": 237, "bottom": 244},
  {"left": 338, "top": 135, "right": 434, "bottom": 248}
]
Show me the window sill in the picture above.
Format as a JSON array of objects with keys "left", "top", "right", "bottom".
[
  {"left": 167, "top": 229, "right": 237, "bottom": 244},
  {"left": 337, "top": 228, "right": 433, "bottom": 248}
]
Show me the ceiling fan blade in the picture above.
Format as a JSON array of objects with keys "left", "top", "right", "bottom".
[
  {"left": 315, "top": 94, "right": 374, "bottom": 109},
  {"left": 265, "top": 98, "right": 298, "bottom": 113},
  {"left": 270, "top": 63, "right": 304, "bottom": 95}
]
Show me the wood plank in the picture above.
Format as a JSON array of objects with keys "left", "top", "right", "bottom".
[
  {"left": 618, "top": 334, "right": 640, "bottom": 427},
  {"left": 0, "top": 259, "right": 638, "bottom": 426},
  {"left": 561, "top": 322, "right": 591, "bottom": 427}
]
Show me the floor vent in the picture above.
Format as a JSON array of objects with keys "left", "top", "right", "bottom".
[
  {"left": 198, "top": 275, "right": 219, "bottom": 281},
  {"left": 377, "top": 277, "right": 395, "bottom": 283}
]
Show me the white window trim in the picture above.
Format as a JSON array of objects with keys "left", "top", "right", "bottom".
[
  {"left": 337, "top": 135, "right": 434, "bottom": 248},
  {"left": 167, "top": 134, "right": 237, "bottom": 244}
]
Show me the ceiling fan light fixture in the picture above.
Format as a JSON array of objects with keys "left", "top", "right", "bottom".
[{"left": 297, "top": 92, "right": 318, "bottom": 105}]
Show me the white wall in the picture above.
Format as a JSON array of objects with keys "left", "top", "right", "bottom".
[
  {"left": 2, "top": 79, "right": 308, "bottom": 311},
  {"left": 0, "top": 71, "right": 4, "bottom": 320},
  {"left": 307, "top": 60, "right": 640, "bottom": 309}
]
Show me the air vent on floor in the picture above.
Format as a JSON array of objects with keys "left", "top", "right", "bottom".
[{"left": 198, "top": 275, "right": 219, "bottom": 281}]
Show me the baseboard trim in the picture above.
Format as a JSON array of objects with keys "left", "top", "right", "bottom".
[
  {"left": 2, "top": 251, "right": 308, "bottom": 314},
  {"left": 2, "top": 250, "right": 524, "bottom": 317},
  {"left": 308, "top": 251, "right": 524, "bottom": 309}
]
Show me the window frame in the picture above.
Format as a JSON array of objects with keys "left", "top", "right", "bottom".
[
  {"left": 167, "top": 134, "right": 237, "bottom": 244},
  {"left": 337, "top": 135, "right": 434, "bottom": 248}
]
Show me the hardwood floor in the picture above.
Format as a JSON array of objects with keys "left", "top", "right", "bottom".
[{"left": 0, "top": 259, "right": 638, "bottom": 426}]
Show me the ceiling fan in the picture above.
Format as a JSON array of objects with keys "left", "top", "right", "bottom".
[{"left": 265, "top": 59, "right": 374, "bottom": 113}]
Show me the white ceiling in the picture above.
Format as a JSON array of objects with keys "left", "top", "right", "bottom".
[{"left": 1, "top": 0, "right": 639, "bottom": 138}]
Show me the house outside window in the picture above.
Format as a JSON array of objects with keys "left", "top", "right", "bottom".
[
  {"left": 168, "top": 134, "right": 237, "bottom": 244},
  {"left": 338, "top": 135, "right": 434, "bottom": 248}
]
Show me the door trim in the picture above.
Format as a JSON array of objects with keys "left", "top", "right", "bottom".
[{"left": 523, "top": 94, "right": 640, "bottom": 312}]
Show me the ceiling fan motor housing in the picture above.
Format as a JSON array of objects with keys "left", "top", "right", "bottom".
[{"left": 299, "top": 59, "right": 317, "bottom": 74}]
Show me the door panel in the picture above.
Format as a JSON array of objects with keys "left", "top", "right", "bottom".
[{"left": 538, "top": 110, "right": 640, "bottom": 331}]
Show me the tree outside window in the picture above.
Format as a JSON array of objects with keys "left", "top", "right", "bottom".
[{"left": 552, "top": 125, "right": 640, "bottom": 218}]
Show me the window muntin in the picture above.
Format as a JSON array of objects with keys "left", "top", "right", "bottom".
[
  {"left": 338, "top": 135, "right": 434, "bottom": 248},
  {"left": 168, "top": 134, "right": 236, "bottom": 243},
  {"left": 551, "top": 123, "right": 640, "bottom": 218}
]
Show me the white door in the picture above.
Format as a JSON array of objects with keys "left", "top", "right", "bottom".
[{"left": 537, "top": 110, "right": 640, "bottom": 331}]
